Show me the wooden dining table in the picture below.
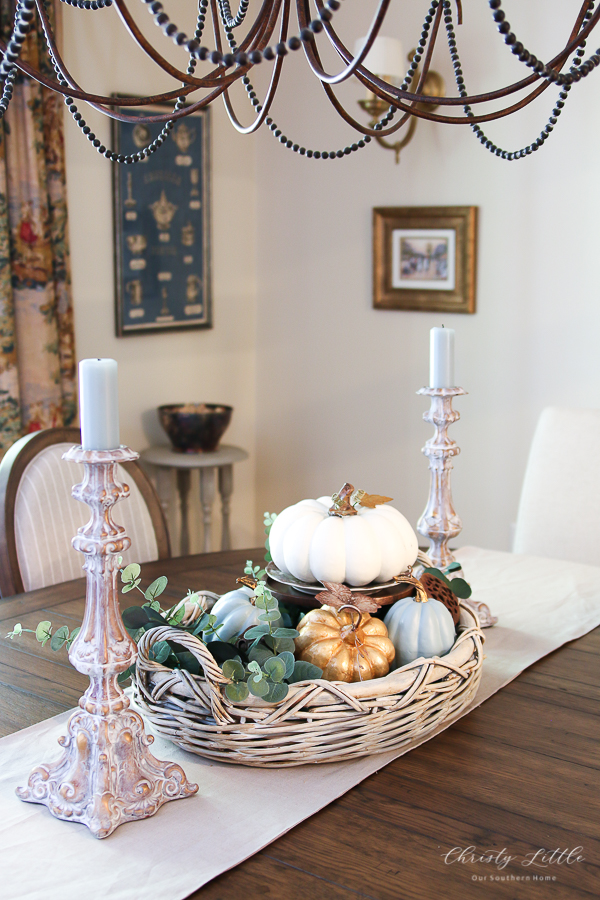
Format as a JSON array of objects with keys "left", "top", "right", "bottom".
[{"left": 0, "top": 548, "right": 598, "bottom": 899}]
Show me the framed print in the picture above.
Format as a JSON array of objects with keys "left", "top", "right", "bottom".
[
  {"left": 112, "top": 101, "right": 211, "bottom": 335},
  {"left": 373, "top": 206, "right": 477, "bottom": 314}
]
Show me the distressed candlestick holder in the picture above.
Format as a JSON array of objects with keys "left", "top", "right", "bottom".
[
  {"left": 16, "top": 445, "right": 198, "bottom": 838},
  {"left": 416, "top": 386, "right": 466, "bottom": 569},
  {"left": 416, "top": 388, "right": 497, "bottom": 628}
]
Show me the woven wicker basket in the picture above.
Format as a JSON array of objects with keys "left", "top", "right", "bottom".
[{"left": 133, "top": 601, "right": 484, "bottom": 767}]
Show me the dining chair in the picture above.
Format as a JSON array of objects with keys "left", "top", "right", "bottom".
[
  {"left": 513, "top": 406, "right": 600, "bottom": 566},
  {"left": 0, "top": 427, "right": 171, "bottom": 597}
]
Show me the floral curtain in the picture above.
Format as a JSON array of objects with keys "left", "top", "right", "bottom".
[{"left": 0, "top": 0, "right": 76, "bottom": 451}]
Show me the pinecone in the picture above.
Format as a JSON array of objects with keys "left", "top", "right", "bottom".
[{"left": 420, "top": 573, "right": 460, "bottom": 625}]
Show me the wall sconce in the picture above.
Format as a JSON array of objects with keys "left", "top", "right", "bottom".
[{"left": 355, "top": 37, "right": 445, "bottom": 164}]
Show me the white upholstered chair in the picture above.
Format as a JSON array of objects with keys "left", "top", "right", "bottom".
[
  {"left": 0, "top": 427, "right": 171, "bottom": 596},
  {"left": 513, "top": 407, "right": 600, "bottom": 566}
]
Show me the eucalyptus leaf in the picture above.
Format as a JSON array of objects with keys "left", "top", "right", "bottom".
[
  {"left": 247, "top": 660, "right": 261, "bottom": 675},
  {"left": 121, "top": 578, "right": 142, "bottom": 593},
  {"left": 276, "top": 650, "right": 295, "bottom": 680},
  {"left": 35, "top": 621, "right": 52, "bottom": 646},
  {"left": 288, "top": 660, "right": 323, "bottom": 683},
  {"left": 122, "top": 606, "right": 151, "bottom": 630},
  {"left": 222, "top": 659, "right": 245, "bottom": 681},
  {"left": 144, "top": 576, "right": 168, "bottom": 601},
  {"left": 225, "top": 681, "right": 249, "bottom": 702},
  {"left": 167, "top": 603, "right": 186, "bottom": 626},
  {"left": 264, "top": 681, "right": 288, "bottom": 703},
  {"left": 271, "top": 637, "right": 296, "bottom": 654},
  {"left": 248, "top": 643, "right": 273, "bottom": 666},
  {"left": 244, "top": 623, "right": 270, "bottom": 640},
  {"left": 271, "top": 627, "right": 299, "bottom": 639},
  {"left": 446, "top": 577, "right": 472, "bottom": 599},
  {"left": 445, "top": 562, "right": 462, "bottom": 573},
  {"left": 50, "top": 625, "right": 70, "bottom": 652},
  {"left": 121, "top": 563, "right": 141, "bottom": 583},
  {"left": 254, "top": 595, "right": 267, "bottom": 610},
  {"left": 150, "top": 641, "right": 170, "bottom": 664},
  {"left": 174, "top": 650, "right": 200, "bottom": 675},
  {"left": 263, "top": 656, "right": 286, "bottom": 683},
  {"left": 264, "top": 594, "right": 279, "bottom": 611},
  {"left": 248, "top": 676, "right": 269, "bottom": 698},
  {"left": 258, "top": 610, "right": 281, "bottom": 623}
]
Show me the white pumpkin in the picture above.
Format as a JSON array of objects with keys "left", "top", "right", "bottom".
[
  {"left": 208, "top": 587, "right": 270, "bottom": 643},
  {"left": 384, "top": 594, "right": 456, "bottom": 669},
  {"left": 269, "top": 494, "right": 418, "bottom": 587}
]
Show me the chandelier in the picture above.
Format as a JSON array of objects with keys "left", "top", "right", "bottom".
[{"left": 1, "top": 0, "right": 599, "bottom": 164}]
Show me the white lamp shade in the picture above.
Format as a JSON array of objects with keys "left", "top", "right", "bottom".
[{"left": 353, "top": 35, "right": 405, "bottom": 80}]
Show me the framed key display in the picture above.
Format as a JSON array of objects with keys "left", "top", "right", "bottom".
[{"left": 113, "top": 102, "right": 211, "bottom": 335}]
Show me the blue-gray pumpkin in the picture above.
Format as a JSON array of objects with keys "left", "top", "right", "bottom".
[{"left": 383, "top": 590, "right": 456, "bottom": 669}]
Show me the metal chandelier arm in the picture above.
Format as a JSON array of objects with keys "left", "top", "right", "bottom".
[
  {"left": 220, "top": 0, "right": 288, "bottom": 134},
  {"left": 322, "top": 0, "right": 600, "bottom": 110}
]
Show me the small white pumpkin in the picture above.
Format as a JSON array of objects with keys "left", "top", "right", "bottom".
[
  {"left": 384, "top": 584, "right": 456, "bottom": 669},
  {"left": 208, "top": 587, "right": 268, "bottom": 643},
  {"left": 269, "top": 484, "right": 418, "bottom": 587}
]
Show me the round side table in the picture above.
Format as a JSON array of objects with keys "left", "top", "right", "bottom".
[{"left": 140, "top": 444, "right": 249, "bottom": 555}]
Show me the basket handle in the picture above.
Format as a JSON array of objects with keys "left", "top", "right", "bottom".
[{"left": 135, "top": 625, "right": 234, "bottom": 725}]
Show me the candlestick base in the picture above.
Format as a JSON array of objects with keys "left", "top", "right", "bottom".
[
  {"left": 16, "top": 445, "right": 198, "bottom": 837},
  {"left": 16, "top": 705, "right": 197, "bottom": 839}
]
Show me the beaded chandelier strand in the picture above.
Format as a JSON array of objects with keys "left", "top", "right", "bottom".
[{"left": 1, "top": 0, "right": 599, "bottom": 164}]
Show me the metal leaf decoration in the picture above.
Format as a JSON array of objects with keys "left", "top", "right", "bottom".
[
  {"left": 356, "top": 493, "right": 393, "bottom": 509},
  {"left": 316, "top": 582, "right": 381, "bottom": 614}
]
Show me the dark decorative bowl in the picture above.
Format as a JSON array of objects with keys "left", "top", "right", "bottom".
[{"left": 158, "top": 403, "right": 233, "bottom": 453}]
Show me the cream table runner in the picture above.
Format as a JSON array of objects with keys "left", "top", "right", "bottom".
[{"left": 1, "top": 547, "right": 600, "bottom": 900}]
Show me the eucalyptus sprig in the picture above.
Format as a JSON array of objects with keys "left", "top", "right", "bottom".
[{"left": 5, "top": 621, "right": 80, "bottom": 652}]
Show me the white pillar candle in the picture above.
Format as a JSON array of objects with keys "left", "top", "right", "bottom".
[
  {"left": 79, "top": 358, "right": 120, "bottom": 450},
  {"left": 429, "top": 326, "right": 455, "bottom": 388}
]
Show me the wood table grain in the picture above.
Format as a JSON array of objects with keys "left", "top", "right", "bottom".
[{"left": 0, "top": 549, "right": 598, "bottom": 899}]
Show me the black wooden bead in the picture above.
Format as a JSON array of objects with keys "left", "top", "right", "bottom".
[
  {"left": 275, "top": 42, "right": 288, "bottom": 56},
  {"left": 263, "top": 47, "right": 275, "bottom": 60},
  {"left": 306, "top": 149, "right": 313, "bottom": 157},
  {"left": 211, "top": 51, "right": 222, "bottom": 64},
  {"left": 249, "top": 51, "right": 262, "bottom": 64},
  {"left": 310, "top": 20, "right": 323, "bottom": 33}
]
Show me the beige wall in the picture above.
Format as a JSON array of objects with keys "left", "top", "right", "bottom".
[
  {"left": 62, "top": 3, "right": 600, "bottom": 556},
  {"left": 254, "top": 2, "right": 600, "bottom": 551},
  {"left": 62, "top": 5, "right": 258, "bottom": 552}
]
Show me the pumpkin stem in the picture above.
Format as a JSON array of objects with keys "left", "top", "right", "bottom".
[
  {"left": 393, "top": 569, "right": 429, "bottom": 603},
  {"left": 236, "top": 575, "right": 257, "bottom": 591},
  {"left": 329, "top": 483, "right": 358, "bottom": 517},
  {"left": 339, "top": 603, "right": 363, "bottom": 636}
]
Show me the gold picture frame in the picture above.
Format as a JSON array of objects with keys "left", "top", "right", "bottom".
[{"left": 373, "top": 206, "right": 478, "bottom": 314}]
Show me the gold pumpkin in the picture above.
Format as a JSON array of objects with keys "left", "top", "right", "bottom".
[{"left": 295, "top": 606, "right": 395, "bottom": 683}]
